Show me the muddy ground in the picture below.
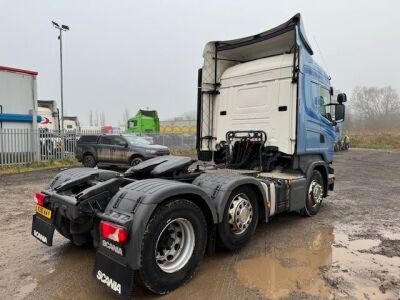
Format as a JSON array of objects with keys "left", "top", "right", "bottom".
[{"left": 0, "top": 148, "right": 399, "bottom": 300}]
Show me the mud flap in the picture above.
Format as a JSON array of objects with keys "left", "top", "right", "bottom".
[
  {"left": 328, "top": 174, "right": 335, "bottom": 191},
  {"left": 93, "top": 251, "right": 134, "bottom": 299},
  {"left": 288, "top": 177, "right": 307, "bottom": 211},
  {"left": 31, "top": 214, "right": 55, "bottom": 246}
]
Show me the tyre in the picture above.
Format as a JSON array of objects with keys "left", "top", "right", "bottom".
[
  {"left": 334, "top": 143, "right": 340, "bottom": 152},
  {"left": 130, "top": 156, "right": 144, "bottom": 166},
  {"left": 54, "top": 215, "right": 73, "bottom": 241},
  {"left": 138, "top": 199, "right": 207, "bottom": 295},
  {"left": 302, "top": 170, "right": 324, "bottom": 216},
  {"left": 53, "top": 215, "right": 92, "bottom": 247},
  {"left": 217, "top": 186, "right": 259, "bottom": 251},
  {"left": 82, "top": 154, "right": 96, "bottom": 168}
]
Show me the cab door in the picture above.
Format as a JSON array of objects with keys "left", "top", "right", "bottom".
[
  {"left": 97, "top": 136, "right": 114, "bottom": 162},
  {"left": 304, "top": 81, "right": 323, "bottom": 153},
  {"left": 318, "top": 86, "right": 335, "bottom": 162},
  {"left": 110, "top": 136, "right": 129, "bottom": 163}
]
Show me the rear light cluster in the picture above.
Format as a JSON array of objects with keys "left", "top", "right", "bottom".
[
  {"left": 99, "top": 221, "right": 128, "bottom": 244},
  {"left": 34, "top": 192, "right": 46, "bottom": 206}
]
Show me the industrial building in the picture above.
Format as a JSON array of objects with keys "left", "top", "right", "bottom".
[{"left": 0, "top": 65, "right": 40, "bottom": 129}]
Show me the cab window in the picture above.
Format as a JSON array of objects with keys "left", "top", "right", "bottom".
[
  {"left": 99, "top": 136, "right": 113, "bottom": 145},
  {"left": 128, "top": 120, "right": 137, "bottom": 128},
  {"left": 319, "top": 87, "right": 331, "bottom": 120},
  {"left": 112, "top": 136, "right": 127, "bottom": 146}
]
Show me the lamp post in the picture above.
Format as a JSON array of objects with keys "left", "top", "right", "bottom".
[{"left": 51, "top": 21, "right": 69, "bottom": 132}]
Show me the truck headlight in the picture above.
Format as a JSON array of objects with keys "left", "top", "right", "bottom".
[{"left": 146, "top": 149, "right": 157, "bottom": 154}]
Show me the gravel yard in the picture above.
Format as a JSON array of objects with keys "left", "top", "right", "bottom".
[{"left": 0, "top": 148, "right": 399, "bottom": 299}]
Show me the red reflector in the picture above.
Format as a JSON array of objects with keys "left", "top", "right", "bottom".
[
  {"left": 99, "top": 221, "right": 128, "bottom": 244},
  {"left": 34, "top": 192, "right": 45, "bottom": 206}
]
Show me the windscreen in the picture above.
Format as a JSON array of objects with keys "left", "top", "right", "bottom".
[{"left": 123, "top": 135, "right": 151, "bottom": 145}]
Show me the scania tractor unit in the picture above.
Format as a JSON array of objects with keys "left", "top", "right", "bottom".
[{"left": 31, "top": 14, "right": 347, "bottom": 298}]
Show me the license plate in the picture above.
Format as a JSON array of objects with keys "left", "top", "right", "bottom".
[
  {"left": 93, "top": 251, "right": 134, "bottom": 298},
  {"left": 36, "top": 205, "right": 52, "bottom": 219},
  {"left": 31, "top": 214, "right": 55, "bottom": 246}
]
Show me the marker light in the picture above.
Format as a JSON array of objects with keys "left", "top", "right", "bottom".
[
  {"left": 34, "top": 192, "right": 45, "bottom": 206},
  {"left": 99, "top": 221, "right": 128, "bottom": 244}
]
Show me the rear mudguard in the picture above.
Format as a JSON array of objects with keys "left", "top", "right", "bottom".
[
  {"left": 42, "top": 168, "right": 122, "bottom": 245},
  {"left": 97, "top": 178, "right": 217, "bottom": 270},
  {"left": 45, "top": 167, "right": 119, "bottom": 191},
  {"left": 43, "top": 168, "right": 121, "bottom": 223},
  {"left": 192, "top": 172, "right": 269, "bottom": 222}
]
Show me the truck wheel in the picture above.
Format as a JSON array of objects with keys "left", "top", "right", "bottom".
[
  {"left": 303, "top": 170, "right": 324, "bottom": 216},
  {"left": 217, "top": 186, "right": 259, "bottom": 251},
  {"left": 54, "top": 215, "right": 73, "bottom": 241},
  {"left": 334, "top": 143, "right": 340, "bottom": 152},
  {"left": 130, "top": 156, "right": 144, "bottom": 166},
  {"left": 82, "top": 154, "right": 96, "bottom": 168},
  {"left": 138, "top": 199, "right": 207, "bottom": 294}
]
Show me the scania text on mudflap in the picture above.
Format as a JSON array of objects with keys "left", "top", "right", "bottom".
[{"left": 31, "top": 14, "right": 347, "bottom": 298}]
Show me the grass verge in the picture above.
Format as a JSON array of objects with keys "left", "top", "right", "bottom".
[
  {"left": 0, "top": 159, "right": 80, "bottom": 176},
  {"left": 170, "top": 147, "right": 197, "bottom": 157},
  {"left": 348, "top": 129, "right": 400, "bottom": 149}
]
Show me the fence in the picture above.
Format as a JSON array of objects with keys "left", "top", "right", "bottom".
[
  {"left": 0, "top": 128, "right": 196, "bottom": 167},
  {"left": 136, "top": 133, "right": 196, "bottom": 149},
  {"left": 0, "top": 129, "right": 38, "bottom": 166}
]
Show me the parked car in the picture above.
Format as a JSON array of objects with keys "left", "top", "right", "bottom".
[
  {"left": 75, "top": 134, "right": 170, "bottom": 167},
  {"left": 39, "top": 128, "right": 63, "bottom": 158}
]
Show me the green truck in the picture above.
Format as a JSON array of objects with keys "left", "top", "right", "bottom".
[{"left": 127, "top": 110, "right": 160, "bottom": 133}]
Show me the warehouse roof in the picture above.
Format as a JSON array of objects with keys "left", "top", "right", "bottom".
[{"left": 0, "top": 65, "right": 38, "bottom": 76}]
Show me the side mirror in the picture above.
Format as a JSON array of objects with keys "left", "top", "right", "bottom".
[
  {"left": 337, "top": 93, "right": 347, "bottom": 104},
  {"left": 118, "top": 141, "right": 128, "bottom": 147},
  {"left": 335, "top": 104, "right": 345, "bottom": 122}
]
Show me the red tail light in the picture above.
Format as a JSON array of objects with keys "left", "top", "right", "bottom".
[
  {"left": 34, "top": 192, "right": 45, "bottom": 206},
  {"left": 99, "top": 221, "right": 128, "bottom": 244}
]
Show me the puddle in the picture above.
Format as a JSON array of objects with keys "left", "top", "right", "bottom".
[
  {"left": 24, "top": 225, "right": 399, "bottom": 300},
  {"left": 234, "top": 227, "right": 333, "bottom": 299},
  {"left": 234, "top": 227, "right": 400, "bottom": 299}
]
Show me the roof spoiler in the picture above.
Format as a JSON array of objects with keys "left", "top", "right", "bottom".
[{"left": 213, "top": 13, "right": 313, "bottom": 55}]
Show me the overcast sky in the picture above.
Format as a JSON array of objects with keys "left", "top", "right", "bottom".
[{"left": 1, "top": 0, "right": 399, "bottom": 126}]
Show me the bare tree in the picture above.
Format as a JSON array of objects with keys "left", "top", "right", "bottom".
[
  {"left": 350, "top": 86, "right": 400, "bottom": 128},
  {"left": 181, "top": 111, "right": 197, "bottom": 120},
  {"left": 100, "top": 112, "right": 106, "bottom": 126},
  {"left": 89, "top": 110, "right": 93, "bottom": 126},
  {"left": 167, "top": 111, "right": 197, "bottom": 121},
  {"left": 123, "top": 108, "right": 130, "bottom": 125},
  {"left": 94, "top": 111, "right": 99, "bottom": 126}
]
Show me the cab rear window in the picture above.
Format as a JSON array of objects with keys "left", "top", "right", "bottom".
[{"left": 78, "top": 135, "right": 99, "bottom": 143}]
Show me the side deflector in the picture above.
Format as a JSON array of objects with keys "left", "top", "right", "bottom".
[
  {"left": 203, "top": 14, "right": 312, "bottom": 88},
  {"left": 197, "top": 13, "right": 312, "bottom": 156}
]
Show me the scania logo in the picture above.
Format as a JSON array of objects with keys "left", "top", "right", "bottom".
[
  {"left": 33, "top": 230, "right": 47, "bottom": 244},
  {"left": 96, "top": 270, "right": 121, "bottom": 294},
  {"left": 102, "top": 239, "right": 123, "bottom": 256}
]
